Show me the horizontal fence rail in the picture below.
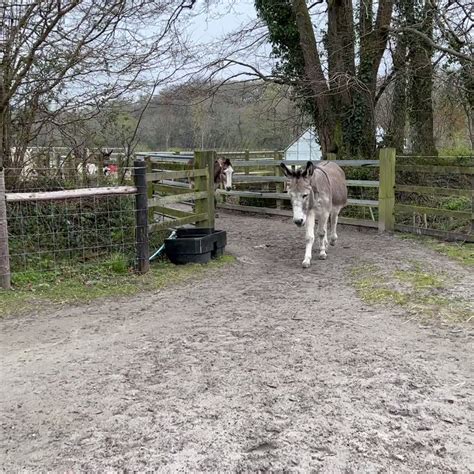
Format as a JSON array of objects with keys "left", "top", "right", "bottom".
[
  {"left": 6, "top": 186, "right": 137, "bottom": 202},
  {"left": 230, "top": 159, "right": 380, "bottom": 168}
]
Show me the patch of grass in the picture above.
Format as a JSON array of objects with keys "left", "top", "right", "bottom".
[
  {"left": 350, "top": 261, "right": 472, "bottom": 323},
  {"left": 394, "top": 267, "right": 445, "bottom": 290},
  {"left": 0, "top": 254, "right": 235, "bottom": 317},
  {"left": 398, "top": 234, "right": 473, "bottom": 267}
]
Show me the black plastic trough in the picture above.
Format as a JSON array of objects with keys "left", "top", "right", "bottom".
[{"left": 164, "top": 228, "right": 227, "bottom": 264}]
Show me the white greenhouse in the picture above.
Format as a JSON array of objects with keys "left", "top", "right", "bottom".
[{"left": 284, "top": 128, "right": 322, "bottom": 162}]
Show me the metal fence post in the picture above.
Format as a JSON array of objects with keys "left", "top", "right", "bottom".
[
  {"left": 194, "top": 150, "right": 215, "bottom": 229},
  {"left": 134, "top": 160, "right": 150, "bottom": 274},
  {"left": 0, "top": 169, "right": 11, "bottom": 289},
  {"left": 378, "top": 148, "right": 396, "bottom": 232}
]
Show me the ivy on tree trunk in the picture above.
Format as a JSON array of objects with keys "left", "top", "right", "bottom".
[{"left": 255, "top": 0, "right": 394, "bottom": 158}]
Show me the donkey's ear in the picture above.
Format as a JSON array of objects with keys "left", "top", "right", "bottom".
[
  {"left": 302, "top": 161, "right": 314, "bottom": 178},
  {"left": 280, "top": 162, "right": 293, "bottom": 178}
]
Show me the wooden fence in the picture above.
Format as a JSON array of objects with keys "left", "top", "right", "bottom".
[
  {"left": 132, "top": 151, "right": 216, "bottom": 274},
  {"left": 215, "top": 148, "right": 473, "bottom": 242},
  {"left": 0, "top": 152, "right": 216, "bottom": 288},
  {"left": 216, "top": 151, "right": 387, "bottom": 231},
  {"left": 393, "top": 155, "right": 473, "bottom": 241}
]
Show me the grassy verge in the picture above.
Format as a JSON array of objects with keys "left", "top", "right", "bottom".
[
  {"left": 351, "top": 261, "right": 472, "bottom": 323},
  {"left": 397, "top": 234, "right": 473, "bottom": 266},
  {"left": 0, "top": 254, "right": 235, "bottom": 317}
]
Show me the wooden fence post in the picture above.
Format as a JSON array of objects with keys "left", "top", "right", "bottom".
[
  {"left": 245, "top": 149, "right": 250, "bottom": 175},
  {"left": 145, "top": 156, "right": 154, "bottom": 223},
  {"left": 274, "top": 151, "right": 284, "bottom": 209},
  {"left": 378, "top": 148, "right": 396, "bottom": 232},
  {"left": 194, "top": 150, "right": 215, "bottom": 229},
  {"left": 134, "top": 160, "right": 150, "bottom": 274},
  {"left": 0, "top": 169, "right": 11, "bottom": 289}
]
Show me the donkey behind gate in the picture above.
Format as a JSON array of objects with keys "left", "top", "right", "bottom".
[{"left": 280, "top": 161, "right": 347, "bottom": 268}]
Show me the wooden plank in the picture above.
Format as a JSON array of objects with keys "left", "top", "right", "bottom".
[
  {"left": 217, "top": 189, "right": 378, "bottom": 207},
  {"left": 217, "top": 203, "right": 378, "bottom": 228},
  {"left": 394, "top": 203, "right": 471, "bottom": 219},
  {"left": 231, "top": 159, "right": 380, "bottom": 168},
  {"left": 154, "top": 206, "right": 193, "bottom": 219},
  {"left": 378, "top": 148, "right": 396, "bottom": 232},
  {"left": 149, "top": 191, "right": 208, "bottom": 207},
  {"left": 348, "top": 179, "right": 379, "bottom": 188},
  {"left": 232, "top": 175, "right": 380, "bottom": 187},
  {"left": 149, "top": 213, "right": 208, "bottom": 233},
  {"left": 396, "top": 164, "right": 474, "bottom": 175},
  {"left": 217, "top": 189, "right": 288, "bottom": 200},
  {"left": 274, "top": 151, "right": 284, "bottom": 209},
  {"left": 146, "top": 168, "right": 207, "bottom": 181},
  {"left": 146, "top": 157, "right": 154, "bottom": 221},
  {"left": 395, "top": 156, "right": 473, "bottom": 166},
  {"left": 149, "top": 162, "right": 190, "bottom": 171},
  {"left": 347, "top": 198, "right": 379, "bottom": 207},
  {"left": 218, "top": 203, "right": 291, "bottom": 217},
  {"left": 154, "top": 183, "right": 190, "bottom": 195},
  {"left": 339, "top": 217, "right": 379, "bottom": 228},
  {"left": 137, "top": 152, "right": 193, "bottom": 160},
  {"left": 160, "top": 179, "right": 189, "bottom": 188},
  {"left": 6, "top": 186, "right": 137, "bottom": 202},
  {"left": 395, "top": 185, "right": 473, "bottom": 197},
  {"left": 394, "top": 224, "right": 473, "bottom": 243},
  {"left": 194, "top": 151, "right": 215, "bottom": 229}
]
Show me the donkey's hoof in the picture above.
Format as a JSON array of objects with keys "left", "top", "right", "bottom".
[
  {"left": 329, "top": 238, "right": 337, "bottom": 246},
  {"left": 318, "top": 253, "right": 327, "bottom": 260},
  {"left": 302, "top": 260, "right": 311, "bottom": 268}
]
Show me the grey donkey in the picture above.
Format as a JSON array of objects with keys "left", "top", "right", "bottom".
[{"left": 280, "top": 161, "right": 348, "bottom": 268}]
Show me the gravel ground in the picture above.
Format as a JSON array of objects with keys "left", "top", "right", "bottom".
[{"left": 1, "top": 211, "right": 473, "bottom": 472}]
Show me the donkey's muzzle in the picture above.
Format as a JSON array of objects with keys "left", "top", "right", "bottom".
[{"left": 294, "top": 218, "right": 304, "bottom": 227}]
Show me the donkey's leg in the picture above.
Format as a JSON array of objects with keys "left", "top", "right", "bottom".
[
  {"left": 316, "top": 211, "right": 330, "bottom": 260},
  {"left": 302, "top": 210, "right": 316, "bottom": 268},
  {"left": 329, "top": 207, "right": 341, "bottom": 246}
]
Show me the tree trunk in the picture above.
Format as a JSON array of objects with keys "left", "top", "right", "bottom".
[
  {"left": 408, "top": 1, "right": 436, "bottom": 156},
  {"left": 292, "top": 0, "right": 336, "bottom": 154},
  {"left": 387, "top": 37, "right": 408, "bottom": 152}
]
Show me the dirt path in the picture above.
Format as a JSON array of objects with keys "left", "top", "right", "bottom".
[{"left": 1, "top": 212, "right": 473, "bottom": 472}]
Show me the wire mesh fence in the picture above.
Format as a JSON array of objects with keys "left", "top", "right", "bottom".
[{"left": 3, "top": 165, "right": 139, "bottom": 287}]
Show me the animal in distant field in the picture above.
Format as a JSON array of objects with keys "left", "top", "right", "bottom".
[
  {"left": 280, "top": 160, "right": 347, "bottom": 268},
  {"left": 77, "top": 163, "right": 98, "bottom": 176},
  {"left": 215, "top": 158, "right": 234, "bottom": 190},
  {"left": 188, "top": 158, "right": 234, "bottom": 190}
]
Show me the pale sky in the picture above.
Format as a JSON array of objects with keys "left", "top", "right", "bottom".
[{"left": 188, "top": 1, "right": 257, "bottom": 42}]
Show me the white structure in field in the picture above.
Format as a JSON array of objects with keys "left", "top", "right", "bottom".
[{"left": 284, "top": 128, "right": 322, "bottom": 162}]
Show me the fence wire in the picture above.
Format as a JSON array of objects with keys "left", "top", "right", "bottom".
[{"left": 4, "top": 166, "right": 137, "bottom": 285}]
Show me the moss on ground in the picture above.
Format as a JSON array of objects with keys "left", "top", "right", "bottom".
[
  {"left": 398, "top": 234, "right": 473, "bottom": 266},
  {"left": 0, "top": 254, "right": 235, "bottom": 317},
  {"left": 351, "top": 262, "right": 472, "bottom": 323}
]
